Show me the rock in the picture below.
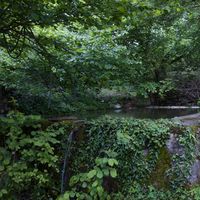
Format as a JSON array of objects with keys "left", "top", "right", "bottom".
[
  {"left": 166, "top": 133, "right": 184, "bottom": 155},
  {"left": 114, "top": 104, "right": 122, "bottom": 109},
  {"left": 173, "top": 112, "right": 200, "bottom": 126},
  {"left": 188, "top": 159, "right": 200, "bottom": 184}
]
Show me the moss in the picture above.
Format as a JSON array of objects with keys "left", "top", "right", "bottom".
[
  {"left": 74, "top": 125, "right": 86, "bottom": 142},
  {"left": 148, "top": 148, "right": 171, "bottom": 189},
  {"left": 190, "top": 125, "right": 200, "bottom": 133},
  {"left": 40, "top": 119, "right": 52, "bottom": 129}
]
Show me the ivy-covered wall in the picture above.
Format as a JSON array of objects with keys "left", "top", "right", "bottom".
[
  {"left": 0, "top": 113, "right": 199, "bottom": 199},
  {"left": 68, "top": 116, "right": 197, "bottom": 199}
]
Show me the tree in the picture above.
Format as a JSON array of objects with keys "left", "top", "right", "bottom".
[{"left": 1, "top": 0, "right": 200, "bottom": 113}]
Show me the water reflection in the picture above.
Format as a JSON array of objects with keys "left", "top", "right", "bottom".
[{"left": 80, "top": 107, "right": 199, "bottom": 119}]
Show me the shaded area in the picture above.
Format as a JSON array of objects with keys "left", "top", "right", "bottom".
[{"left": 78, "top": 107, "right": 200, "bottom": 120}]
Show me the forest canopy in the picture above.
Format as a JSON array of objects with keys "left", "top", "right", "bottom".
[
  {"left": 1, "top": 0, "right": 200, "bottom": 113},
  {"left": 2, "top": 1, "right": 200, "bottom": 200}
]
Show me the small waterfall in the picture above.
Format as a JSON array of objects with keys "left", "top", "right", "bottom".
[{"left": 61, "top": 131, "right": 74, "bottom": 194}]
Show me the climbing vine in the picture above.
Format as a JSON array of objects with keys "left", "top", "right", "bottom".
[
  {"left": 70, "top": 116, "right": 197, "bottom": 199},
  {"left": 0, "top": 113, "right": 198, "bottom": 199}
]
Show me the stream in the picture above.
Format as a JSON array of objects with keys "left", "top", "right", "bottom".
[{"left": 79, "top": 107, "right": 200, "bottom": 119}]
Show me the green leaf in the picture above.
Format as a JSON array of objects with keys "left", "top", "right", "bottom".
[
  {"left": 63, "top": 192, "right": 70, "bottom": 200},
  {"left": 97, "top": 170, "right": 103, "bottom": 179},
  {"left": 69, "top": 176, "right": 79, "bottom": 186},
  {"left": 92, "top": 180, "right": 98, "bottom": 187},
  {"left": 87, "top": 169, "right": 96, "bottom": 179},
  {"left": 97, "top": 186, "right": 103, "bottom": 195},
  {"left": 82, "top": 182, "right": 87, "bottom": 188},
  {"left": 108, "top": 159, "right": 118, "bottom": 166},
  {"left": 110, "top": 168, "right": 117, "bottom": 178},
  {"left": 69, "top": 192, "right": 76, "bottom": 198},
  {"left": 103, "top": 168, "right": 109, "bottom": 176}
]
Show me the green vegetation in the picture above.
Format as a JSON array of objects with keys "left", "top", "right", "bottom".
[
  {"left": 1, "top": 0, "right": 200, "bottom": 113},
  {"left": 0, "top": 112, "right": 73, "bottom": 199},
  {"left": 0, "top": 113, "right": 198, "bottom": 199},
  {"left": 1, "top": 0, "right": 200, "bottom": 199},
  {"left": 58, "top": 153, "right": 119, "bottom": 200}
]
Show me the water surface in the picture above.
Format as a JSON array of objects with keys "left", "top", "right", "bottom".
[{"left": 79, "top": 107, "right": 199, "bottom": 119}]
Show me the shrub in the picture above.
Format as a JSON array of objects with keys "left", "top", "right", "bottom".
[{"left": 0, "top": 111, "right": 72, "bottom": 199}]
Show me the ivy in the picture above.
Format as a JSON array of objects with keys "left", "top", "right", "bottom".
[
  {"left": 0, "top": 113, "right": 198, "bottom": 199},
  {"left": 70, "top": 116, "right": 197, "bottom": 199}
]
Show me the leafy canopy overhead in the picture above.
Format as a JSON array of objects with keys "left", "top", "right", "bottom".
[{"left": 1, "top": 0, "right": 200, "bottom": 112}]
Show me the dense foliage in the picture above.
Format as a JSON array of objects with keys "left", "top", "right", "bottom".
[
  {"left": 0, "top": 112, "right": 73, "bottom": 199},
  {"left": 1, "top": 1, "right": 200, "bottom": 113},
  {"left": 1, "top": 112, "right": 198, "bottom": 199},
  {"left": 69, "top": 116, "right": 197, "bottom": 199},
  {"left": 1, "top": 1, "right": 200, "bottom": 199}
]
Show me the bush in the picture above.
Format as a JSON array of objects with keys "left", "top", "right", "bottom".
[{"left": 0, "top": 111, "right": 73, "bottom": 199}]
